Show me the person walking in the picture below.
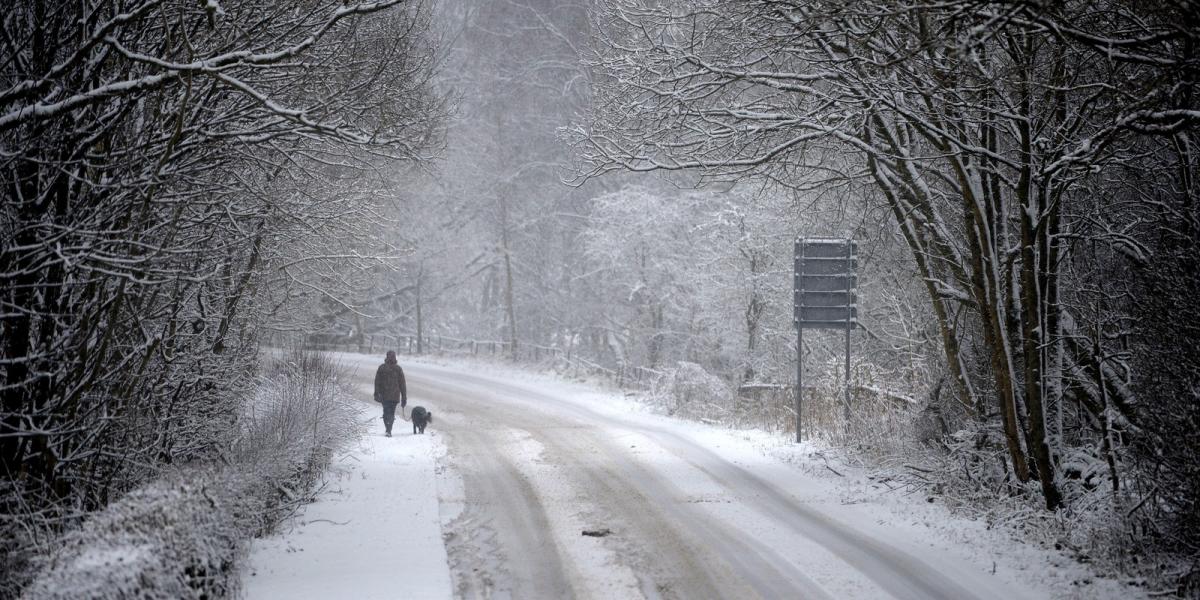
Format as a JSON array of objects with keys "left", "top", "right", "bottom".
[{"left": 373, "top": 350, "right": 407, "bottom": 437}]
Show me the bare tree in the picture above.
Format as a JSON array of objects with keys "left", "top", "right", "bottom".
[
  {"left": 572, "top": 0, "right": 1198, "bottom": 514},
  {"left": 0, "top": 0, "right": 444, "bottom": 590}
]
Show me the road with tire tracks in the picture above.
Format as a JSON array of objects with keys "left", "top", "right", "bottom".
[{"left": 396, "top": 361, "right": 1029, "bottom": 600}]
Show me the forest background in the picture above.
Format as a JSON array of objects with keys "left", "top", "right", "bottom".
[{"left": 2, "top": 0, "right": 1198, "bottom": 596}]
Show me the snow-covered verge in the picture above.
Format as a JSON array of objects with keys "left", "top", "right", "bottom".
[
  {"left": 782, "top": 397, "right": 1196, "bottom": 598},
  {"left": 22, "top": 349, "right": 357, "bottom": 600}
]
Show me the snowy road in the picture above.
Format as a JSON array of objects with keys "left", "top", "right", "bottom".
[
  {"left": 246, "top": 354, "right": 1099, "bottom": 599},
  {"left": 398, "top": 360, "right": 1033, "bottom": 600}
]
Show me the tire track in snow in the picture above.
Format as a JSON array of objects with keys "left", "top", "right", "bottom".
[
  {"left": 539, "top": 416, "right": 831, "bottom": 600},
  {"left": 437, "top": 413, "right": 572, "bottom": 600}
]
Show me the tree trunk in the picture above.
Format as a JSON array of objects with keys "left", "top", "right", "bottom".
[
  {"left": 958, "top": 158, "right": 1031, "bottom": 483},
  {"left": 1020, "top": 189, "right": 1062, "bottom": 509},
  {"left": 1014, "top": 38, "right": 1062, "bottom": 508},
  {"left": 500, "top": 195, "right": 518, "bottom": 361},
  {"left": 416, "top": 269, "right": 424, "bottom": 355}
]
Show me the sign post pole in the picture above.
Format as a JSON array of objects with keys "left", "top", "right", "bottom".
[
  {"left": 844, "top": 317, "right": 852, "bottom": 423},
  {"left": 796, "top": 326, "right": 804, "bottom": 443},
  {"left": 795, "top": 239, "right": 804, "bottom": 443},
  {"left": 844, "top": 241, "right": 853, "bottom": 424}
]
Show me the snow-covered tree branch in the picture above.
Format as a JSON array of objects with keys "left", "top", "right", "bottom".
[
  {"left": 0, "top": 0, "right": 445, "bottom": 592},
  {"left": 573, "top": 0, "right": 1199, "bottom": 522}
]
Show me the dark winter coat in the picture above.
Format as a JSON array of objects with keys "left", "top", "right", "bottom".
[{"left": 374, "top": 360, "right": 407, "bottom": 406}]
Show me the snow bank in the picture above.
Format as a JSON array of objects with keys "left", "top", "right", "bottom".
[{"left": 24, "top": 468, "right": 263, "bottom": 599}]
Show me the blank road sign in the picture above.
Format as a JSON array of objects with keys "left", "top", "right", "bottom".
[
  {"left": 796, "top": 291, "right": 854, "bottom": 307},
  {"left": 794, "top": 275, "right": 856, "bottom": 293},
  {"left": 794, "top": 237, "right": 859, "bottom": 442},
  {"left": 796, "top": 257, "right": 857, "bottom": 275},
  {"left": 800, "top": 241, "right": 853, "bottom": 258},
  {"left": 796, "top": 306, "right": 857, "bottom": 322},
  {"left": 794, "top": 238, "right": 857, "bottom": 329}
]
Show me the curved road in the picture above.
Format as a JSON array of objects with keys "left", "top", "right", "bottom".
[{"left": 399, "top": 361, "right": 1026, "bottom": 600}]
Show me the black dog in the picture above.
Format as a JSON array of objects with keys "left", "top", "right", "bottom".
[{"left": 411, "top": 406, "right": 433, "bottom": 434}]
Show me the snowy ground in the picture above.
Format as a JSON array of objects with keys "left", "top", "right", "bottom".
[
  {"left": 242, "top": 401, "right": 453, "bottom": 599},
  {"left": 243, "top": 353, "right": 1147, "bottom": 599}
]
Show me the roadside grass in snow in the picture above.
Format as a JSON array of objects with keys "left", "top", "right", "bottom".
[
  {"left": 23, "top": 347, "right": 356, "bottom": 599},
  {"left": 823, "top": 397, "right": 1190, "bottom": 597},
  {"left": 648, "top": 361, "right": 734, "bottom": 423},
  {"left": 232, "top": 347, "right": 359, "bottom": 523}
]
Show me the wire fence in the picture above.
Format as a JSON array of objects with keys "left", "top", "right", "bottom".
[
  {"left": 262, "top": 331, "right": 915, "bottom": 441},
  {"left": 263, "top": 331, "right": 661, "bottom": 390}
]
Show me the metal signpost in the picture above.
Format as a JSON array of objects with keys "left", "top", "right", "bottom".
[{"left": 793, "top": 238, "right": 857, "bottom": 442}]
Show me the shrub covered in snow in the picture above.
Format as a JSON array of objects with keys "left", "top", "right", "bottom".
[
  {"left": 23, "top": 348, "right": 356, "bottom": 599},
  {"left": 24, "top": 469, "right": 257, "bottom": 599},
  {"left": 232, "top": 348, "right": 359, "bottom": 491},
  {"left": 649, "top": 362, "right": 733, "bottom": 421}
]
